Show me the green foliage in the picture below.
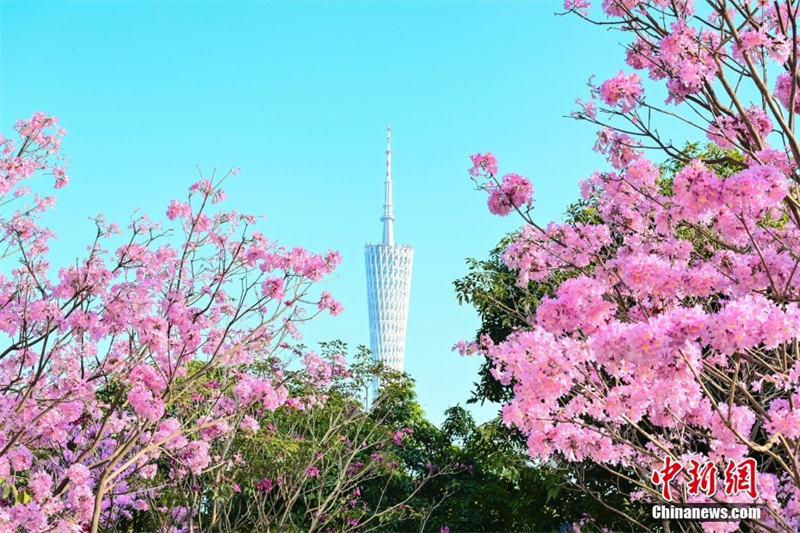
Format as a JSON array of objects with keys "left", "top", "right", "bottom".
[
  {"left": 360, "top": 377, "right": 645, "bottom": 532},
  {"left": 365, "top": 385, "right": 564, "bottom": 531}
]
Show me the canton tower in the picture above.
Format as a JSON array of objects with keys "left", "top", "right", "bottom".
[{"left": 365, "top": 124, "right": 414, "bottom": 395}]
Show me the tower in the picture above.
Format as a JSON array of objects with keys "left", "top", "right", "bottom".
[{"left": 365, "top": 124, "right": 414, "bottom": 399}]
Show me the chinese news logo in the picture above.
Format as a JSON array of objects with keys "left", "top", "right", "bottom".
[{"left": 651, "top": 457, "right": 758, "bottom": 501}]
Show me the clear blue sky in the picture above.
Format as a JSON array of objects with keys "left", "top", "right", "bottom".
[{"left": 1, "top": 1, "right": 625, "bottom": 424}]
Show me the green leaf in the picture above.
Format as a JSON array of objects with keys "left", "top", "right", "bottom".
[{"left": 16, "top": 489, "right": 31, "bottom": 504}]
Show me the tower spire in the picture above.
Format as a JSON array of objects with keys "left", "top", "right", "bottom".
[{"left": 381, "top": 123, "right": 395, "bottom": 245}]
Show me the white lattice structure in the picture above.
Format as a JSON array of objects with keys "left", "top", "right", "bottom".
[{"left": 365, "top": 125, "right": 413, "bottom": 398}]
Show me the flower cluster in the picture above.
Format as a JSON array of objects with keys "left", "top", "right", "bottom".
[
  {"left": 598, "top": 71, "right": 643, "bottom": 112},
  {"left": 707, "top": 107, "right": 773, "bottom": 150},
  {"left": 486, "top": 173, "right": 534, "bottom": 216}
]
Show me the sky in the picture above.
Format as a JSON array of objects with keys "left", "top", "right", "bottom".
[{"left": 0, "top": 0, "right": 628, "bottom": 425}]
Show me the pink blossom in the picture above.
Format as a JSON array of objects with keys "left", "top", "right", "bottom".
[
  {"left": 564, "top": 0, "right": 591, "bottom": 15},
  {"left": 574, "top": 98, "right": 597, "bottom": 119},
  {"left": 469, "top": 152, "right": 498, "bottom": 177},
  {"left": 28, "top": 471, "right": 53, "bottom": 502},
  {"left": 774, "top": 73, "right": 800, "bottom": 113},
  {"left": 598, "top": 71, "right": 643, "bottom": 112},
  {"left": 317, "top": 290, "right": 343, "bottom": 316},
  {"left": 166, "top": 199, "right": 191, "bottom": 220},
  {"left": 707, "top": 107, "right": 772, "bottom": 149},
  {"left": 128, "top": 385, "right": 165, "bottom": 422},
  {"left": 487, "top": 173, "right": 534, "bottom": 216},
  {"left": 66, "top": 464, "right": 92, "bottom": 486},
  {"left": 183, "top": 441, "right": 211, "bottom": 475},
  {"left": 672, "top": 159, "right": 722, "bottom": 223},
  {"left": 8, "top": 446, "right": 32, "bottom": 472},
  {"left": 240, "top": 415, "right": 260, "bottom": 433},
  {"left": 593, "top": 129, "right": 642, "bottom": 169},
  {"left": 766, "top": 396, "right": 800, "bottom": 440},
  {"left": 255, "top": 477, "right": 274, "bottom": 493}
]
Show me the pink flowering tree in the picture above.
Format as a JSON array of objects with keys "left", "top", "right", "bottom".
[
  {"left": 0, "top": 113, "right": 346, "bottom": 532},
  {"left": 463, "top": 1, "right": 800, "bottom": 531}
]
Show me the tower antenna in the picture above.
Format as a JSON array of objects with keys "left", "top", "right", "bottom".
[{"left": 381, "top": 123, "right": 395, "bottom": 245}]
